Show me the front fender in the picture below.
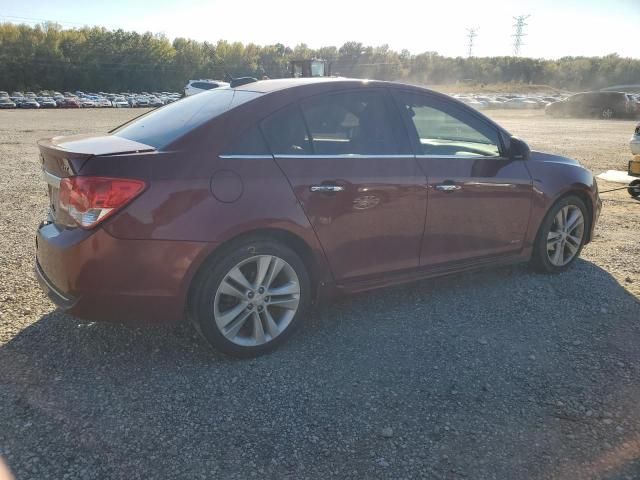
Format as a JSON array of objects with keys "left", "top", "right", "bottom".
[{"left": 524, "top": 152, "right": 599, "bottom": 246}]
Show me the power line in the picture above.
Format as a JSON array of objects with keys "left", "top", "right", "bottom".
[
  {"left": 0, "top": 14, "right": 86, "bottom": 26},
  {"left": 512, "top": 15, "right": 530, "bottom": 56},
  {"left": 466, "top": 28, "right": 478, "bottom": 57},
  {"left": 0, "top": 14, "right": 125, "bottom": 30}
]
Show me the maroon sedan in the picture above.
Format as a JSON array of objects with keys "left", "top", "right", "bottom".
[{"left": 35, "top": 78, "right": 601, "bottom": 356}]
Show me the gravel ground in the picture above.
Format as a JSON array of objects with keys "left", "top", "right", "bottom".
[{"left": 0, "top": 109, "right": 639, "bottom": 480}]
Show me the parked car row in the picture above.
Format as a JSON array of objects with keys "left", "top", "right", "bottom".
[
  {"left": 0, "top": 90, "right": 182, "bottom": 109},
  {"left": 453, "top": 91, "right": 640, "bottom": 119},
  {"left": 453, "top": 93, "right": 567, "bottom": 110}
]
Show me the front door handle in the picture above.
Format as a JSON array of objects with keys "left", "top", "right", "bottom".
[
  {"left": 310, "top": 185, "right": 345, "bottom": 193},
  {"left": 434, "top": 184, "right": 461, "bottom": 192}
]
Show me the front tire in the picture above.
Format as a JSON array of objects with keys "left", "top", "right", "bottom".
[
  {"left": 190, "top": 238, "right": 310, "bottom": 357},
  {"left": 530, "top": 195, "right": 589, "bottom": 273}
]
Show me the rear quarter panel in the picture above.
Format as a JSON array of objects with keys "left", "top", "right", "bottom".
[{"left": 84, "top": 148, "right": 332, "bottom": 295}]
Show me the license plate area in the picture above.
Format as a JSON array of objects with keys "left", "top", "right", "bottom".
[
  {"left": 48, "top": 185, "right": 59, "bottom": 221},
  {"left": 43, "top": 169, "right": 62, "bottom": 222}
]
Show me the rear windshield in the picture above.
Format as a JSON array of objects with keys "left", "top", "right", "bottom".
[{"left": 113, "top": 89, "right": 261, "bottom": 148}]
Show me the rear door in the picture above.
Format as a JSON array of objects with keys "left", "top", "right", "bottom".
[
  {"left": 392, "top": 90, "right": 532, "bottom": 267},
  {"left": 262, "top": 89, "right": 427, "bottom": 281}
]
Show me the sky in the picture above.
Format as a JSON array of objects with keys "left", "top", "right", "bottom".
[{"left": 1, "top": 0, "right": 638, "bottom": 59}]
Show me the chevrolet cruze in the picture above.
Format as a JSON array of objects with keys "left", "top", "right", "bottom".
[{"left": 35, "top": 78, "right": 601, "bottom": 356}]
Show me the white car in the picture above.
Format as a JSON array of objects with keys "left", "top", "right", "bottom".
[
  {"left": 631, "top": 123, "right": 640, "bottom": 155},
  {"left": 502, "top": 98, "right": 539, "bottom": 110},
  {"left": 184, "top": 79, "right": 229, "bottom": 97},
  {"left": 79, "top": 98, "right": 97, "bottom": 108},
  {"left": 134, "top": 96, "right": 150, "bottom": 107},
  {"left": 112, "top": 97, "right": 130, "bottom": 108},
  {"left": 457, "top": 97, "right": 487, "bottom": 110}
]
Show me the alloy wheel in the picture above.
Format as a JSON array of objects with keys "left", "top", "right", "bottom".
[
  {"left": 213, "top": 255, "right": 300, "bottom": 347},
  {"left": 546, "top": 205, "right": 585, "bottom": 267},
  {"left": 601, "top": 108, "right": 614, "bottom": 119}
]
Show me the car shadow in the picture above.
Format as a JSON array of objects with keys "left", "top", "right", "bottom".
[{"left": 1, "top": 259, "right": 639, "bottom": 479}]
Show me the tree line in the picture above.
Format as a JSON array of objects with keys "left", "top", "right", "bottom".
[{"left": 1, "top": 22, "right": 639, "bottom": 92}]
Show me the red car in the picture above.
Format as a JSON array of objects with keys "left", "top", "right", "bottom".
[
  {"left": 58, "top": 98, "right": 81, "bottom": 108},
  {"left": 36, "top": 78, "right": 601, "bottom": 356}
]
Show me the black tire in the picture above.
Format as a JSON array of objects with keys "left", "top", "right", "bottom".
[
  {"left": 189, "top": 238, "right": 311, "bottom": 358},
  {"left": 628, "top": 179, "right": 640, "bottom": 199},
  {"left": 530, "top": 195, "right": 589, "bottom": 273}
]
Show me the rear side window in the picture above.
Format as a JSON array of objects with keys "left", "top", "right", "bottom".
[
  {"left": 113, "top": 89, "right": 261, "bottom": 148},
  {"left": 261, "top": 105, "right": 312, "bottom": 155},
  {"left": 222, "top": 125, "right": 270, "bottom": 156},
  {"left": 192, "top": 82, "right": 217, "bottom": 90},
  {"left": 300, "top": 91, "right": 399, "bottom": 155}
]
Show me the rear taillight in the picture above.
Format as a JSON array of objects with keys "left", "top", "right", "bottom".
[{"left": 58, "top": 176, "right": 146, "bottom": 229}]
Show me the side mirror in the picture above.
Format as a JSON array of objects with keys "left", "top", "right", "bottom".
[{"left": 510, "top": 137, "right": 530, "bottom": 160}]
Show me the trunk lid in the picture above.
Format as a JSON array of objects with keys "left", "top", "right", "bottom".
[{"left": 37, "top": 134, "right": 155, "bottom": 225}]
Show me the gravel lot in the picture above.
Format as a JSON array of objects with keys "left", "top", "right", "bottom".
[{"left": 0, "top": 109, "right": 639, "bottom": 480}]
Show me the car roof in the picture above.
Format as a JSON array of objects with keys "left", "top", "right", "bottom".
[{"left": 233, "top": 77, "right": 390, "bottom": 93}]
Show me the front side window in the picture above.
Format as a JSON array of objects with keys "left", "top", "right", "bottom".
[
  {"left": 300, "top": 90, "right": 399, "bottom": 155},
  {"left": 396, "top": 92, "right": 501, "bottom": 157}
]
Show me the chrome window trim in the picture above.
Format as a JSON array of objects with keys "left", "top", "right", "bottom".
[
  {"left": 220, "top": 153, "right": 508, "bottom": 160},
  {"left": 416, "top": 154, "right": 502, "bottom": 160},
  {"left": 43, "top": 170, "right": 62, "bottom": 188},
  {"left": 274, "top": 154, "right": 415, "bottom": 159},
  {"left": 219, "top": 154, "right": 273, "bottom": 159}
]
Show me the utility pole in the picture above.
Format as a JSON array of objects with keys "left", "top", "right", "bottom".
[
  {"left": 466, "top": 28, "right": 478, "bottom": 57},
  {"left": 512, "top": 15, "right": 530, "bottom": 56}
]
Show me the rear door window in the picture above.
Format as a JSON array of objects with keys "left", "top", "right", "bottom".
[
  {"left": 261, "top": 105, "right": 312, "bottom": 155},
  {"left": 222, "top": 125, "right": 270, "bottom": 156},
  {"left": 300, "top": 90, "right": 400, "bottom": 155}
]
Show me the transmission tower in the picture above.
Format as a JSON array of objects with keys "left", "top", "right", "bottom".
[
  {"left": 466, "top": 28, "right": 478, "bottom": 57},
  {"left": 512, "top": 15, "right": 530, "bottom": 56}
]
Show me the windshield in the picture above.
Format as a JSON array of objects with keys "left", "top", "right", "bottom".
[{"left": 113, "top": 89, "right": 261, "bottom": 148}]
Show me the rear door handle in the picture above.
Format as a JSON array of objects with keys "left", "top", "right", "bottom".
[
  {"left": 434, "top": 184, "right": 461, "bottom": 192},
  {"left": 310, "top": 185, "right": 345, "bottom": 193}
]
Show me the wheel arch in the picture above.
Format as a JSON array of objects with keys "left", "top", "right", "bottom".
[
  {"left": 554, "top": 187, "right": 594, "bottom": 243},
  {"left": 538, "top": 187, "right": 595, "bottom": 245},
  {"left": 185, "top": 227, "right": 328, "bottom": 319}
]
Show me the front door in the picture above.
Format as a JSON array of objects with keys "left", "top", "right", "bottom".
[
  {"left": 261, "top": 89, "right": 427, "bottom": 281},
  {"left": 392, "top": 90, "right": 533, "bottom": 266}
]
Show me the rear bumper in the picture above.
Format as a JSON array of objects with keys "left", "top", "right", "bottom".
[
  {"left": 35, "top": 258, "right": 78, "bottom": 309},
  {"left": 35, "top": 222, "right": 215, "bottom": 324}
]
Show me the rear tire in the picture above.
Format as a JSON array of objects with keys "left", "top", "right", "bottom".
[
  {"left": 629, "top": 179, "right": 640, "bottom": 199},
  {"left": 530, "top": 195, "right": 589, "bottom": 273},
  {"left": 601, "top": 107, "right": 615, "bottom": 119},
  {"left": 189, "top": 238, "right": 310, "bottom": 357}
]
